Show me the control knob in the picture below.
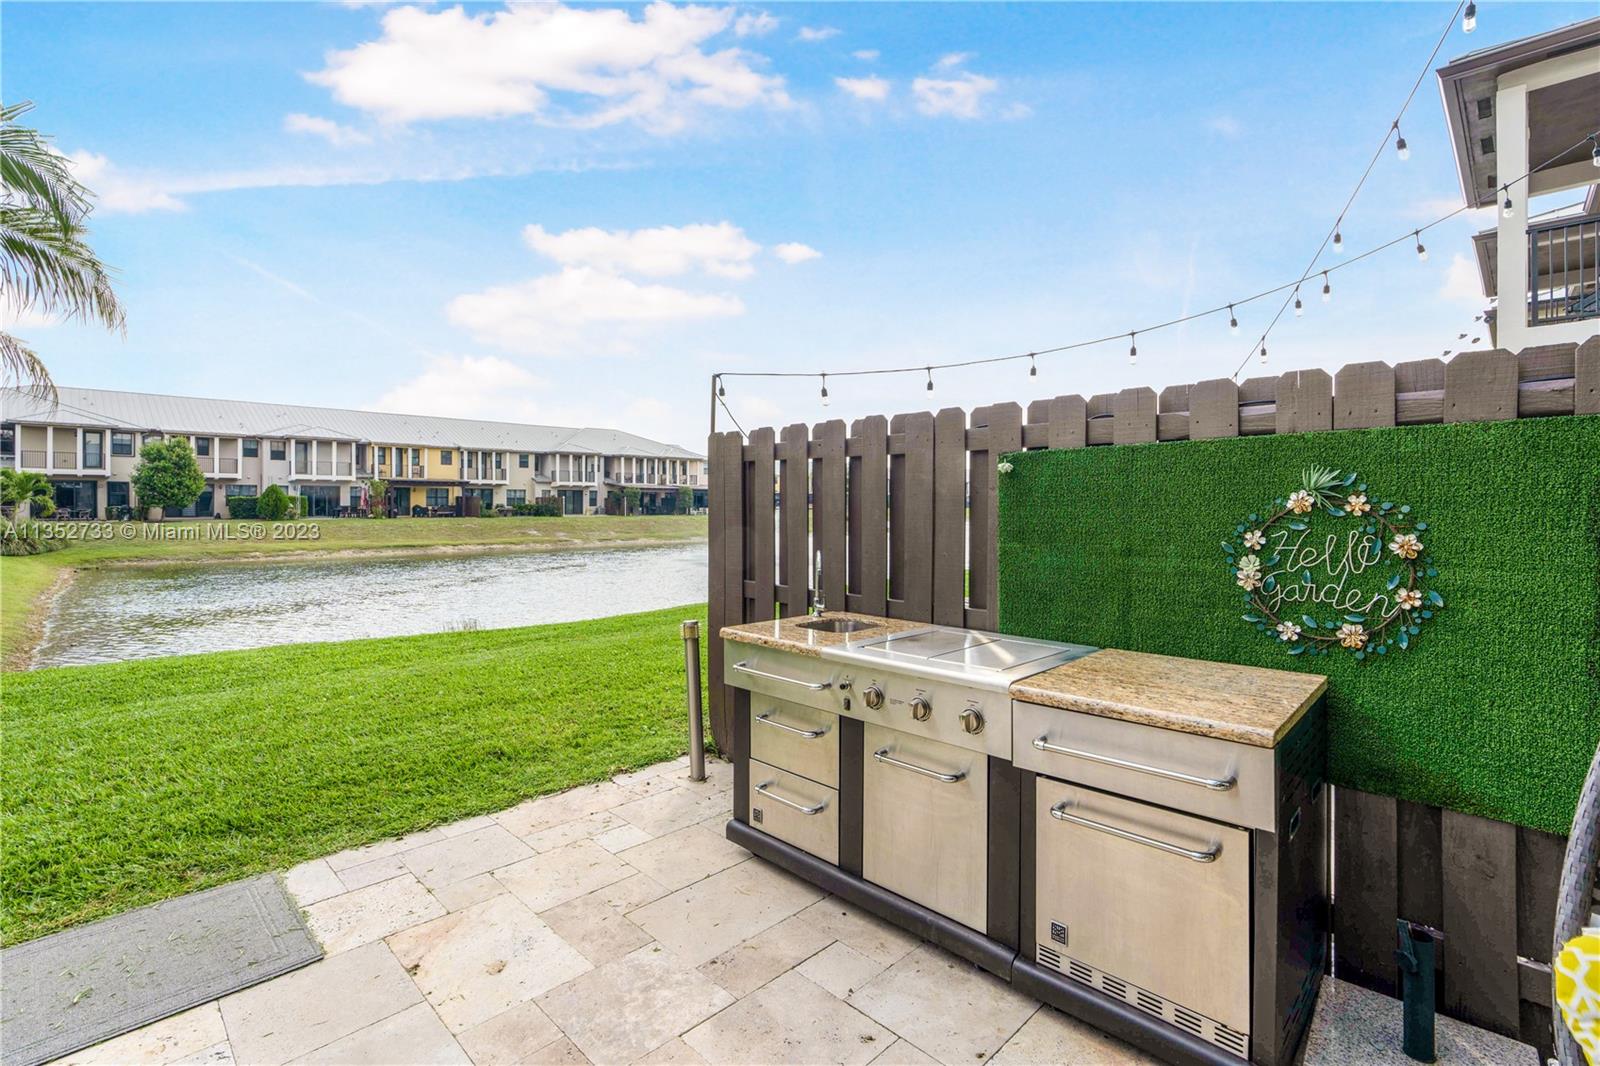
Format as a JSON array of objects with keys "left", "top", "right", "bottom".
[
  {"left": 910, "top": 696, "right": 932, "bottom": 722},
  {"left": 862, "top": 685, "right": 885, "bottom": 710},
  {"left": 959, "top": 708, "right": 985, "bottom": 735}
]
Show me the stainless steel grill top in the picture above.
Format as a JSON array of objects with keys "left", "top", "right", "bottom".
[{"left": 820, "top": 625, "right": 1096, "bottom": 692}]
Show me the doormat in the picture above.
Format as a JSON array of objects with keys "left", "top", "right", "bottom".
[{"left": 0, "top": 874, "right": 321, "bottom": 1066}]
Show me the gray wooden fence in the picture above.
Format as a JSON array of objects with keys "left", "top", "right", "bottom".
[{"left": 707, "top": 337, "right": 1598, "bottom": 1058}]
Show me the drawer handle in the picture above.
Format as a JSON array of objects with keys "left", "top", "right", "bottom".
[
  {"left": 872, "top": 748, "right": 966, "bottom": 783},
  {"left": 1031, "top": 736, "right": 1236, "bottom": 792},
  {"left": 754, "top": 780, "right": 829, "bottom": 815},
  {"left": 734, "top": 661, "right": 832, "bottom": 691},
  {"left": 755, "top": 711, "right": 830, "bottom": 739},
  {"left": 1050, "top": 801, "right": 1220, "bottom": 863}
]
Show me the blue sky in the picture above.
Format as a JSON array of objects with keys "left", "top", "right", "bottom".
[{"left": 4, "top": 1, "right": 1590, "bottom": 449}]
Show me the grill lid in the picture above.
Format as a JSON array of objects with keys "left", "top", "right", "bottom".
[{"left": 837, "top": 625, "right": 1096, "bottom": 686}]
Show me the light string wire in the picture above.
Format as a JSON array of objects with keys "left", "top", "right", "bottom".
[{"left": 1228, "top": 0, "right": 1466, "bottom": 378}]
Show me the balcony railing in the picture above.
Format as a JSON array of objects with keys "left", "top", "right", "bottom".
[
  {"left": 218, "top": 457, "right": 239, "bottom": 474},
  {"left": 53, "top": 451, "right": 77, "bottom": 469},
  {"left": 1529, "top": 214, "right": 1599, "bottom": 327},
  {"left": 19, "top": 449, "right": 45, "bottom": 467},
  {"left": 337, "top": 461, "right": 352, "bottom": 477}
]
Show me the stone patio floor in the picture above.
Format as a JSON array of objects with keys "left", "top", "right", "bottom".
[{"left": 50, "top": 756, "right": 1538, "bottom": 1066}]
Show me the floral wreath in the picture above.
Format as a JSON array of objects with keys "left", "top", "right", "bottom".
[{"left": 1225, "top": 466, "right": 1442, "bottom": 661}]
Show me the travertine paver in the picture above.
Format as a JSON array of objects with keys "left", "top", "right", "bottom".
[{"left": 50, "top": 754, "right": 1539, "bottom": 1066}]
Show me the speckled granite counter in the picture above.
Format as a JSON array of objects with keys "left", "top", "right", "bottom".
[
  {"left": 1011, "top": 647, "right": 1327, "bottom": 748},
  {"left": 719, "top": 612, "right": 927, "bottom": 657}
]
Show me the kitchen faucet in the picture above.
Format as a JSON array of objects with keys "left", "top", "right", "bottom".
[{"left": 811, "top": 548, "right": 826, "bottom": 617}]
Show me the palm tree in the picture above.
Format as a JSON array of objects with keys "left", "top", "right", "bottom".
[
  {"left": 1, "top": 468, "right": 57, "bottom": 519},
  {"left": 1, "top": 100, "right": 126, "bottom": 401}
]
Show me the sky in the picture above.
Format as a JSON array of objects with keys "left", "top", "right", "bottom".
[{"left": 3, "top": 1, "right": 1592, "bottom": 451}]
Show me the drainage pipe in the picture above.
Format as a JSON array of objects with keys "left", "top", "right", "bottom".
[
  {"left": 682, "top": 620, "right": 706, "bottom": 782},
  {"left": 1395, "top": 919, "right": 1437, "bottom": 1063}
]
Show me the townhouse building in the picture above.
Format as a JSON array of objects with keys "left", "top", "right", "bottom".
[{"left": 0, "top": 387, "right": 706, "bottom": 519}]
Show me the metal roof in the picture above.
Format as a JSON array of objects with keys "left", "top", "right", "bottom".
[{"left": 0, "top": 386, "right": 704, "bottom": 460}]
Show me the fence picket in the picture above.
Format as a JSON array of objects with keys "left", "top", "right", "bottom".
[
  {"left": 1445, "top": 349, "right": 1518, "bottom": 423},
  {"left": 889, "top": 412, "right": 935, "bottom": 621},
  {"left": 932, "top": 407, "right": 967, "bottom": 626},
  {"left": 778, "top": 423, "right": 810, "bottom": 618},
  {"left": 1576, "top": 337, "right": 1600, "bottom": 415},
  {"left": 1188, "top": 377, "right": 1240, "bottom": 439},
  {"left": 746, "top": 427, "right": 776, "bottom": 622},
  {"left": 1334, "top": 361, "right": 1397, "bottom": 428},
  {"left": 1275, "top": 369, "right": 1333, "bottom": 433},
  {"left": 1112, "top": 387, "right": 1157, "bottom": 444},
  {"left": 813, "top": 420, "right": 847, "bottom": 612},
  {"left": 848, "top": 415, "right": 889, "bottom": 617},
  {"left": 1047, "top": 395, "right": 1087, "bottom": 449}
]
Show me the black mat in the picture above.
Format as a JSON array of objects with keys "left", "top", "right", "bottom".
[{"left": 1, "top": 874, "right": 321, "bottom": 1066}]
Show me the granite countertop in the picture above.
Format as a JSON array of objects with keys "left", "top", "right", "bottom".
[
  {"left": 1010, "top": 648, "right": 1327, "bottom": 748},
  {"left": 719, "top": 612, "right": 928, "bottom": 657}
]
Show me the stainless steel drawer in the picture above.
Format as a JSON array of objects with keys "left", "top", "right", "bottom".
[
  {"left": 748, "top": 759, "right": 839, "bottom": 866},
  {"left": 750, "top": 698, "right": 839, "bottom": 789},
  {"left": 725, "top": 646, "right": 838, "bottom": 714},
  {"left": 1014, "top": 701, "right": 1276, "bottom": 831},
  {"left": 862, "top": 724, "right": 988, "bottom": 931},
  {"left": 1035, "top": 778, "right": 1252, "bottom": 1041}
]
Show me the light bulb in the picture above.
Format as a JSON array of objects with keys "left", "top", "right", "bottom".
[
  {"left": 925, "top": 369, "right": 934, "bottom": 392},
  {"left": 1128, "top": 334, "right": 1137, "bottom": 365},
  {"left": 1259, "top": 344, "right": 1268, "bottom": 365},
  {"left": 1332, "top": 230, "right": 1343, "bottom": 254},
  {"left": 716, "top": 378, "right": 725, "bottom": 398},
  {"left": 1029, "top": 354, "right": 1037, "bottom": 378},
  {"left": 1321, "top": 273, "right": 1332, "bottom": 303},
  {"left": 1502, "top": 186, "right": 1514, "bottom": 217},
  {"left": 1294, "top": 293, "right": 1304, "bottom": 317},
  {"left": 1415, "top": 233, "right": 1428, "bottom": 262},
  {"left": 1395, "top": 130, "right": 1409, "bottom": 161},
  {"left": 1228, "top": 305, "right": 1239, "bottom": 335},
  {"left": 1463, "top": 2, "right": 1476, "bottom": 32},
  {"left": 820, "top": 374, "right": 829, "bottom": 406}
]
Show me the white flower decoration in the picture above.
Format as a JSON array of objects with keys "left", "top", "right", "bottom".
[
  {"left": 1337, "top": 622, "right": 1367, "bottom": 649},
  {"left": 1275, "top": 621, "right": 1302, "bottom": 642},
  {"left": 1238, "top": 554, "right": 1261, "bottom": 573},
  {"left": 1243, "top": 530, "right": 1266, "bottom": 550},
  {"left": 1346, "top": 493, "right": 1371, "bottom": 515},
  {"left": 1288, "top": 490, "right": 1315, "bottom": 514},
  {"left": 1388, "top": 533, "right": 1423, "bottom": 560},
  {"left": 997, "top": 460, "right": 1014, "bottom": 474},
  {"left": 1395, "top": 587, "right": 1423, "bottom": 611},
  {"left": 1236, "top": 570, "right": 1262, "bottom": 591}
]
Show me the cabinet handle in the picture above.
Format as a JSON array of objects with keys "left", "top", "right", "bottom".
[
  {"left": 1050, "top": 801, "right": 1220, "bottom": 863},
  {"left": 755, "top": 781, "right": 828, "bottom": 815},
  {"left": 755, "top": 711, "right": 830, "bottom": 739},
  {"left": 872, "top": 748, "right": 966, "bottom": 783},
  {"left": 1032, "top": 736, "right": 1236, "bottom": 791},
  {"left": 734, "top": 661, "right": 831, "bottom": 691}
]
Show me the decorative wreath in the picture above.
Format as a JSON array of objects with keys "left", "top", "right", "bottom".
[{"left": 1225, "top": 466, "right": 1442, "bottom": 661}]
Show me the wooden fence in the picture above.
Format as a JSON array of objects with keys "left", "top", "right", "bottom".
[{"left": 707, "top": 338, "right": 1598, "bottom": 1058}]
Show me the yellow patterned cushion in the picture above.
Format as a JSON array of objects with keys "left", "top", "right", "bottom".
[{"left": 1556, "top": 930, "right": 1600, "bottom": 1065}]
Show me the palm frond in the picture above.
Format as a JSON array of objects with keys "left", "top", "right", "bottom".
[
  {"left": 0, "top": 102, "right": 90, "bottom": 231},
  {"left": 0, "top": 330, "right": 58, "bottom": 404},
  {"left": 0, "top": 207, "right": 126, "bottom": 332}
]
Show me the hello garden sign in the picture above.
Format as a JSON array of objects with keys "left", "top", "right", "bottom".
[{"left": 1225, "top": 466, "right": 1442, "bottom": 661}]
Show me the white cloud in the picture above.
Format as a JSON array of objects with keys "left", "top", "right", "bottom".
[
  {"left": 523, "top": 222, "right": 760, "bottom": 279},
  {"left": 1441, "top": 253, "right": 1487, "bottom": 306},
  {"left": 371, "top": 355, "right": 548, "bottom": 416},
  {"left": 912, "top": 71, "right": 997, "bottom": 119},
  {"left": 835, "top": 75, "right": 890, "bottom": 102},
  {"left": 852, "top": 49, "right": 879, "bottom": 61},
  {"left": 66, "top": 151, "right": 187, "bottom": 214},
  {"left": 283, "top": 112, "right": 372, "bottom": 147},
  {"left": 773, "top": 242, "right": 821, "bottom": 264},
  {"left": 1206, "top": 115, "right": 1242, "bottom": 139},
  {"left": 305, "top": 2, "right": 790, "bottom": 134},
  {"left": 796, "top": 26, "right": 839, "bottom": 42},
  {"left": 734, "top": 10, "right": 777, "bottom": 37},
  {"left": 447, "top": 266, "right": 743, "bottom": 354},
  {"left": 934, "top": 52, "right": 971, "bottom": 69},
  {"left": 0, "top": 305, "right": 58, "bottom": 331}
]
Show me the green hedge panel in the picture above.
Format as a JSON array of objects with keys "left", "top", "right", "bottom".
[{"left": 997, "top": 416, "right": 1600, "bottom": 834}]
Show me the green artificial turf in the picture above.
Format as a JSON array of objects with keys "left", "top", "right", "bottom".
[
  {"left": 0, "top": 604, "right": 709, "bottom": 945},
  {"left": 998, "top": 416, "right": 1600, "bottom": 835}
]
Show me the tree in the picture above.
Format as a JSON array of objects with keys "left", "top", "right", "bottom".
[
  {"left": 1, "top": 468, "right": 55, "bottom": 519},
  {"left": 363, "top": 476, "right": 388, "bottom": 518},
  {"left": 256, "top": 484, "right": 294, "bottom": 521},
  {"left": 1, "top": 101, "right": 126, "bottom": 400},
  {"left": 623, "top": 486, "right": 642, "bottom": 515},
  {"left": 131, "top": 437, "right": 204, "bottom": 518}
]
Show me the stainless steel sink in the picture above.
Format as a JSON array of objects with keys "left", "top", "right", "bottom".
[{"left": 798, "top": 617, "right": 880, "bottom": 633}]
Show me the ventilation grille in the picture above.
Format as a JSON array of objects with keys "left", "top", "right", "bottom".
[
  {"left": 1276, "top": 703, "right": 1327, "bottom": 824},
  {"left": 1036, "top": 946, "right": 1249, "bottom": 1059}
]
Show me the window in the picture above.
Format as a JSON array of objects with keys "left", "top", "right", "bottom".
[
  {"left": 410, "top": 448, "right": 422, "bottom": 466},
  {"left": 518, "top": 453, "right": 529, "bottom": 468},
  {"left": 83, "top": 431, "right": 103, "bottom": 468},
  {"left": 588, "top": 490, "right": 597, "bottom": 508},
  {"left": 440, "top": 449, "right": 454, "bottom": 465},
  {"left": 107, "top": 481, "right": 130, "bottom": 509},
  {"left": 349, "top": 487, "right": 362, "bottom": 508},
  {"left": 377, "top": 446, "right": 388, "bottom": 465},
  {"left": 111, "top": 431, "right": 134, "bottom": 456},
  {"left": 225, "top": 484, "right": 258, "bottom": 496},
  {"left": 270, "top": 440, "right": 286, "bottom": 461},
  {"left": 195, "top": 437, "right": 211, "bottom": 457},
  {"left": 294, "top": 441, "right": 308, "bottom": 467},
  {"left": 494, "top": 452, "right": 503, "bottom": 469},
  {"left": 425, "top": 488, "right": 449, "bottom": 509},
  {"left": 0, "top": 423, "right": 12, "bottom": 458},
  {"left": 243, "top": 438, "right": 259, "bottom": 458},
  {"left": 507, "top": 489, "right": 526, "bottom": 505}
]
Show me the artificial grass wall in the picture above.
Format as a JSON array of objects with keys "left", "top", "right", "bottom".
[{"left": 997, "top": 416, "right": 1600, "bottom": 834}]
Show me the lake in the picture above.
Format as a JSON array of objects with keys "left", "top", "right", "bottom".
[{"left": 33, "top": 544, "right": 708, "bottom": 668}]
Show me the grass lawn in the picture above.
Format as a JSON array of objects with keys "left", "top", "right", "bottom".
[
  {"left": 0, "top": 603, "right": 709, "bottom": 946},
  {"left": 0, "top": 515, "right": 706, "bottom": 668}
]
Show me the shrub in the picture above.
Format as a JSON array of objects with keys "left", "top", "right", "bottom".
[
  {"left": 226, "top": 495, "right": 259, "bottom": 519},
  {"left": 511, "top": 500, "right": 562, "bottom": 517},
  {"left": 296, "top": 495, "right": 310, "bottom": 518},
  {"left": 673, "top": 489, "right": 691, "bottom": 515},
  {"left": 131, "top": 438, "right": 205, "bottom": 517},
  {"left": 256, "top": 485, "right": 293, "bottom": 521}
]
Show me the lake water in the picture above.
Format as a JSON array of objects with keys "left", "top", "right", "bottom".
[{"left": 33, "top": 544, "right": 708, "bottom": 668}]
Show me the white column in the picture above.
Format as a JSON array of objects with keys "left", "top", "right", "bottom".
[
  {"left": 45, "top": 426, "right": 54, "bottom": 474},
  {"left": 1495, "top": 78, "right": 1530, "bottom": 353}
]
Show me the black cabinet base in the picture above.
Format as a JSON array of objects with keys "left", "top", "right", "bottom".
[{"left": 725, "top": 819, "right": 1015, "bottom": 980}]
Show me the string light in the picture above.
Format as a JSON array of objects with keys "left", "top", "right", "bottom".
[
  {"left": 716, "top": 376, "right": 725, "bottom": 398},
  {"left": 1502, "top": 185, "right": 1514, "bottom": 217},
  {"left": 820, "top": 373, "right": 829, "bottom": 406},
  {"left": 1293, "top": 290, "right": 1304, "bottom": 317},
  {"left": 1414, "top": 231, "right": 1428, "bottom": 262},
  {"left": 1462, "top": 2, "right": 1476, "bottom": 32},
  {"left": 1128, "top": 333, "right": 1138, "bottom": 365},
  {"left": 1321, "top": 272, "right": 1332, "bottom": 303},
  {"left": 925, "top": 368, "right": 934, "bottom": 392},
  {"left": 1259, "top": 344, "right": 1268, "bottom": 366},
  {"left": 1029, "top": 353, "right": 1038, "bottom": 377},
  {"left": 1332, "top": 228, "right": 1343, "bottom": 254},
  {"left": 1394, "top": 124, "right": 1409, "bottom": 161},
  {"left": 1228, "top": 305, "right": 1239, "bottom": 335}
]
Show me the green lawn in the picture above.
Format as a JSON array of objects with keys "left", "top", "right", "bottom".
[
  {"left": 0, "top": 604, "right": 710, "bottom": 946},
  {"left": 1, "top": 515, "right": 706, "bottom": 668}
]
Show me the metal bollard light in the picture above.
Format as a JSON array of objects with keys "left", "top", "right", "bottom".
[
  {"left": 682, "top": 620, "right": 706, "bottom": 782},
  {"left": 1395, "top": 920, "right": 1437, "bottom": 1063}
]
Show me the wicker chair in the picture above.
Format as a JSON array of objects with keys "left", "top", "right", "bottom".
[{"left": 1554, "top": 740, "right": 1600, "bottom": 1064}]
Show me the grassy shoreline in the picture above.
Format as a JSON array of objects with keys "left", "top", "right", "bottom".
[
  {"left": 1, "top": 603, "right": 710, "bottom": 946},
  {"left": 0, "top": 515, "right": 706, "bottom": 670}
]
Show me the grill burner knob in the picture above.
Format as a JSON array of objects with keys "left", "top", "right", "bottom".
[
  {"left": 862, "top": 686, "right": 885, "bottom": 710},
  {"left": 959, "top": 708, "right": 985, "bottom": 734},
  {"left": 910, "top": 696, "right": 932, "bottom": 722}
]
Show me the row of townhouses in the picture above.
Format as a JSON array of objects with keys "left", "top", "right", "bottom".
[{"left": 0, "top": 387, "right": 707, "bottom": 519}]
